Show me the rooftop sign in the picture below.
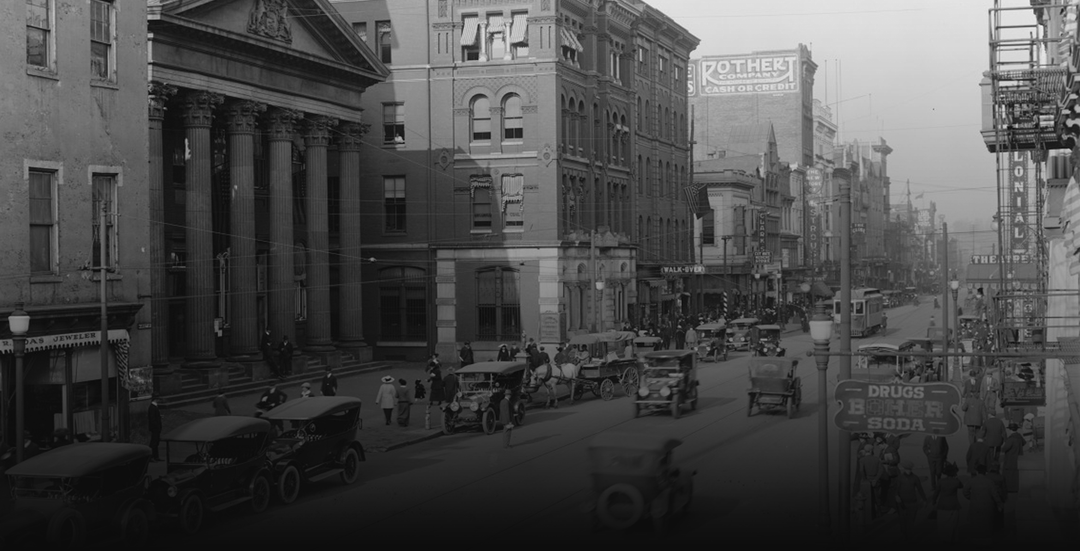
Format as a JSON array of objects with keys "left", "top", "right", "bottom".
[{"left": 693, "top": 53, "right": 800, "bottom": 96}]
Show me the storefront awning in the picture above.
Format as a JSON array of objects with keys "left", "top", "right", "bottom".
[
  {"left": 460, "top": 16, "right": 480, "bottom": 46},
  {"left": 561, "top": 27, "right": 583, "bottom": 52},
  {"left": 966, "top": 263, "right": 1039, "bottom": 283},
  {"left": 0, "top": 329, "right": 129, "bottom": 355}
]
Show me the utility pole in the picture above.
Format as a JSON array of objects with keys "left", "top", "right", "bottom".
[
  {"left": 99, "top": 204, "right": 111, "bottom": 442},
  {"left": 942, "top": 222, "right": 950, "bottom": 381},
  {"left": 838, "top": 175, "right": 853, "bottom": 541},
  {"left": 590, "top": 229, "right": 599, "bottom": 333}
]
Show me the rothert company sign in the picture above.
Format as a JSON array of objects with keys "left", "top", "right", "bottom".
[{"left": 694, "top": 53, "right": 800, "bottom": 96}]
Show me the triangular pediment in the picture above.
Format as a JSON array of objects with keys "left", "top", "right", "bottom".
[{"left": 158, "top": 0, "right": 388, "bottom": 79}]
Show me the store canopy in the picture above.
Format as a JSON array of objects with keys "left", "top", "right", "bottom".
[
  {"left": 966, "top": 263, "right": 1038, "bottom": 282},
  {"left": 509, "top": 13, "right": 528, "bottom": 44},
  {"left": 561, "top": 27, "right": 583, "bottom": 52},
  {"left": 460, "top": 16, "right": 480, "bottom": 46},
  {"left": 0, "top": 329, "right": 129, "bottom": 355}
]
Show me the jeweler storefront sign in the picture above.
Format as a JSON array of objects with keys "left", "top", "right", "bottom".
[{"left": 833, "top": 381, "right": 963, "bottom": 435}]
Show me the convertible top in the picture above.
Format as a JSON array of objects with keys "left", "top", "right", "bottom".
[
  {"left": 696, "top": 321, "right": 726, "bottom": 331},
  {"left": 262, "top": 396, "right": 363, "bottom": 420},
  {"left": 588, "top": 432, "right": 682, "bottom": 453},
  {"left": 757, "top": 324, "right": 782, "bottom": 331},
  {"left": 729, "top": 318, "right": 759, "bottom": 325},
  {"left": 456, "top": 361, "right": 530, "bottom": 375},
  {"left": 6, "top": 443, "right": 151, "bottom": 478},
  {"left": 568, "top": 331, "right": 638, "bottom": 345},
  {"left": 163, "top": 416, "right": 271, "bottom": 442}
]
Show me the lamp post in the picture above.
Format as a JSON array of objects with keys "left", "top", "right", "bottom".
[
  {"left": 8, "top": 303, "right": 30, "bottom": 464},
  {"left": 753, "top": 272, "right": 762, "bottom": 311},
  {"left": 595, "top": 279, "right": 606, "bottom": 332},
  {"left": 808, "top": 301, "right": 834, "bottom": 537},
  {"left": 950, "top": 278, "right": 960, "bottom": 381}
]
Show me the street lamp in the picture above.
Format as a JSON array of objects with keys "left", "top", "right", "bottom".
[
  {"left": 8, "top": 303, "right": 30, "bottom": 464},
  {"left": 595, "top": 280, "right": 605, "bottom": 332},
  {"left": 808, "top": 301, "right": 834, "bottom": 537},
  {"left": 950, "top": 278, "right": 960, "bottom": 380},
  {"left": 754, "top": 272, "right": 762, "bottom": 311}
]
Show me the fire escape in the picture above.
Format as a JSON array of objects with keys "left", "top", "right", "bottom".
[{"left": 982, "top": 0, "right": 1068, "bottom": 352}]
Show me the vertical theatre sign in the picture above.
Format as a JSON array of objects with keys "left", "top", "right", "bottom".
[
  {"left": 697, "top": 52, "right": 800, "bottom": 96},
  {"left": 806, "top": 168, "right": 822, "bottom": 271},
  {"left": 1010, "top": 151, "right": 1028, "bottom": 252},
  {"left": 757, "top": 208, "right": 768, "bottom": 251}
]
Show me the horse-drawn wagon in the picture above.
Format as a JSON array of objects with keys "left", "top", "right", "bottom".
[{"left": 534, "top": 331, "right": 639, "bottom": 405}]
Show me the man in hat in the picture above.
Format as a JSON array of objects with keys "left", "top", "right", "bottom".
[
  {"left": 278, "top": 336, "right": 294, "bottom": 378},
  {"left": 894, "top": 459, "right": 926, "bottom": 541},
  {"left": 459, "top": 341, "right": 474, "bottom": 367},
  {"left": 148, "top": 396, "right": 163, "bottom": 461},
  {"left": 980, "top": 409, "right": 1007, "bottom": 460},
  {"left": 922, "top": 431, "right": 949, "bottom": 491},
  {"left": 320, "top": 366, "right": 338, "bottom": 397},
  {"left": 261, "top": 327, "right": 278, "bottom": 377}
]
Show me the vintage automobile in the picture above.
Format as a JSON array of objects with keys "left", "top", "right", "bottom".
[
  {"left": 726, "top": 317, "right": 760, "bottom": 351},
  {"left": 583, "top": 432, "right": 695, "bottom": 533},
  {"left": 633, "top": 350, "right": 699, "bottom": 419},
  {"left": 148, "top": 417, "right": 274, "bottom": 534},
  {"left": 694, "top": 321, "right": 728, "bottom": 362},
  {"left": 856, "top": 340, "right": 919, "bottom": 372},
  {"left": 566, "top": 331, "right": 641, "bottom": 399},
  {"left": 444, "top": 361, "right": 528, "bottom": 435},
  {"left": 261, "top": 397, "right": 365, "bottom": 504},
  {"left": 746, "top": 357, "right": 802, "bottom": 419},
  {"left": 750, "top": 324, "right": 786, "bottom": 357},
  {"left": 1, "top": 443, "right": 154, "bottom": 549}
]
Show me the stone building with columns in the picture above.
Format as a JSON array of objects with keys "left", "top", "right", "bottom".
[
  {"left": 146, "top": 0, "right": 387, "bottom": 390},
  {"left": 332, "top": 0, "right": 697, "bottom": 361}
]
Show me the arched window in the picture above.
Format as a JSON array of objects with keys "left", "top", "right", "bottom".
[
  {"left": 378, "top": 267, "right": 427, "bottom": 341},
  {"left": 577, "top": 100, "right": 585, "bottom": 153},
  {"left": 637, "top": 97, "right": 642, "bottom": 128},
  {"left": 656, "top": 104, "right": 662, "bottom": 137},
  {"left": 503, "top": 94, "right": 523, "bottom": 140},
  {"left": 664, "top": 107, "right": 670, "bottom": 139},
  {"left": 645, "top": 157, "right": 652, "bottom": 196},
  {"left": 477, "top": 267, "right": 521, "bottom": 340},
  {"left": 637, "top": 155, "right": 644, "bottom": 195},
  {"left": 665, "top": 161, "right": 671, "bottom": 197},
  {"left": 471, "top": 96, "right": 491, "bottom": 141},
  {"left": 644, "top": 100, "right": 650, "bottom": 134},
  {"left": 620, "top": 114, "right": 628, "bottom": 161}
]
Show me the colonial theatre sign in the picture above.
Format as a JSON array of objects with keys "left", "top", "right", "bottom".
[
  {"left": 695, "top": 52, "right": 800, "bottom": 96},
  {"left": 833, "top": 381, "right": 963, "bottom": 435}
]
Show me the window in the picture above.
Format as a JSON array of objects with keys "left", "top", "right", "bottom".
[
  {"left": 502, "top": 174, "right": 524, "bottom": 228},
  {"left": 376, "top": 21, "right": 392, "bottom": 64},
  {"left": 503, "top": 95, "right": 523, "bottom": 140},
  {"left": 382, "top": 103, "right": 404, "bottom": 144},
  {"left": 379, "top": 267, "right": 427, "bottom": 341},
  {"left": 471, "top": 96, "right": 491, "bottom": 141},
  {"left": 383, "top": 176, "right": 406, "bottom": 233},
  {"left": 509, "top": 12, "right": 528, "bottom": 57},
  {"left": 461, "top": 15, "right": 481, "bottom": 60},
  {"left": 472, "top": 186, "right": 492, "bottom": 229},
  {"left": 26, "top": 0, "right": 51, "bottom": 69},
  {"left": 658, "top": 55, "right": 667, "bottom": 79},
  {"left": 90, "top": 0, "right": 113, "bottom": 80},
  {"left": 29, "top": 169, "right": 56, "bottom": 275},
  {"left": 477, "top": 268, "right": 521, "bottom": 341},
  {"left": 352, "top": 22, "right": 367, "bottom": 42},
  {"left": 91, "top": 174, "right": 118, "bottom": 269}
]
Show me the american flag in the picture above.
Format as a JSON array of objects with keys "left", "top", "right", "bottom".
[
  {"left": 683, "top": 182, "right": 709, "bottom": 219},
  {"left": 1063, "top": 180, "right": 1080, "bottom": 275}
]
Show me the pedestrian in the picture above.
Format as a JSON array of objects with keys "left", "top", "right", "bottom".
[
  {"left": 427, "top": 352, "right": 441, "bottom": 371},
  {"left": 148, "top": 396, "right": 162, "bottom": 461},
  {"left": 1000, "top": 423, "right": 1025, "bottom": 494},
  {"left": 278, "top": 336, "right": 294, "bottom": 377},
  {"left": 497, "top": 344, "right": 512, "bottom": 361},
  {"left": 499, "top": 385, "right": 514, "bottom": 448},
  {"left": 320, "top": 366, "right": 338, "bottom": 396},
  {"left": 857, "top": 443, "right": 884, "bottom": 519},
  {"left": 376, "top": 376, "right": 398, "bottom": 426},
  {"left": 553, "top": 344, "right": 567, "bottom": 366},
  {"left": 684, "top": 325, "right": 698, "bottom": 351},
  {"left": 459, "top": 341, "right": 474, "bottom": 367},
  {"left": 964, "top": 464, "right": 1003, "bottom": 546},
  {"left": 980, "top": 410, "right": 1006, "bottom": 459},
  {"left": 967, "top": 435, "right": 992, "bottom": 476},
  {"left": 414, "top": 379, "right": 426, "bottom": 401},
  {"left": 931, "top": 461, "right": 964, "bottom": 543},
  {"left": 922, "top": 432, "right": 949, "bottom": 491},
  {"left": 674, "top": 324, "right": 686, "bottom": 350},
  {"left": 261, "top": 327, "right": 279, "bottom": 378},
  {"left": 963, "top": 369, "right": 981, "bottom": 398},
  {"left": 985, "top": 459, "right": 1008, "bottom": 532},
  {"left": 879, "top": 439, "right": 901, "bottom": 513},
  {"left": 396, "top": 378, "right": 412, "bottom": 427},
  {"left": 1020, "top": 413, "right": 1037, "bottom": 451},
  {"left": 427, "top": 363, "right": 445, "bottom": 405},
  {"left": 893, "top": 460, "right": 926, "bottom": 542},
  {"left": 443, "top": 367, "right": 459, "bottom": 404},
  {"left": 962, "top": 393, "right": 986, "bottom": 444},
  {"left": 300, "top": 382, "right": 313, "bottom": 398},
  {"left": 257, "top": 384, "right": 287, "bottom": 431},
  {"left": 212, "top": 391, "right": 231, "bottom": 416}
]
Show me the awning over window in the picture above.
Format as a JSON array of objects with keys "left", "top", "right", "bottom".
[
  {"left": 460, "top": 16, "right": 480, "bottom": 47},
  {"left": 561, "top": 27, "right": 583, "bottom": 52},
  {"left": 509, "top": 13, "right": 528, "bottom": 44},
  {"left": 487, "top": 15, "right": 504, "bottom": 33},
  {"left": 0, "top": 329, "right": 129, "bottom": 355}
]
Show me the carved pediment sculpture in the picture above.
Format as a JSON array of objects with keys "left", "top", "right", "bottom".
[{"left": 249, "top": 0, "right": 293, "bottom": 44}]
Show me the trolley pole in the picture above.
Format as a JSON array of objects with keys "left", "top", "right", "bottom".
[{"left": 838, "top": 175, "right": 853, "bottom": 541}]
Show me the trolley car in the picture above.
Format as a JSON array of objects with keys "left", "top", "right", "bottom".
[{"left": 833, "top": 288, "right": 885, "bottom": 337}]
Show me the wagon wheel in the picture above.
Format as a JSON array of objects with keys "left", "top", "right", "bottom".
[
  {"left": 47, "top": 508, "right": 87, "bottom": 548},
  {"left": 482, "top": 408, "right": 498, "bottom": 435},
  {"left": 573, "top": 383, "right": 586, "bottom": 401},
  {"left": 793, "top": 381, "right": 803, "bottom": 411},
  {"left": 596, "top": 483, "right": 646, "bottom": 530},
  {"left": 600, "top": 379, "right": 616, "bottom": 401},
  {"left": 442, "top": 414, "right": 456, "bottom": 435},
  {"left": 118, "top": 506, "right": 150, "bottom": 547},
  {"left": 591, "top": 381, "right": 603, "bottom": 398},
  {"left": 620, "top": 368, "right": 639, "bottom": 397}
]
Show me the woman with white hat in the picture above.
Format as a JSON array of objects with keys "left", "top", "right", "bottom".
[
  {"left": 300, "top": 382, "right": 313, "bottom": 398},
  {"left": 376, "top": 376, "right": 398, "bottom": 425}
]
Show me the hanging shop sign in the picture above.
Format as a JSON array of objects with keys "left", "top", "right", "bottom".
[
  {"left": 757, "top": 209, "right": 767, "bottom": 246},
  {"left": 0, "top": 329, "right": 130, "bottom": 355},
  {"left": 1010, "top": 151, "right": 1028, "bottom": 252},
  {"left": 661, "top": 265, "right": 704, "bottom": 274},
  {"left": 970, "top": 254, "right": 1031, "bottom": 264},
  {"left": 833, "top": 381, "right": 963, "bottom": 435}
]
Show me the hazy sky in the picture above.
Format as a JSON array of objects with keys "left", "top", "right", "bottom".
[{"left": 647, "top": 0, "right": 1003, "bottom": 231}]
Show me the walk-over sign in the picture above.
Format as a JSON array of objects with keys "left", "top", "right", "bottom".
[{"left": 833, "top": 381, "right": 963, "bottom": 435}]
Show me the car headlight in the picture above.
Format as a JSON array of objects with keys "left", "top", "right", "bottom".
[
  {"left": 660, "top": 386, "right": 672, "bottom": 397},
  {"left": 638, "top": 387, "right": 649, "bottom": 397},
  {"left": 469, "top": 401, "right": 479, "bottom": 411},
  {"left": 167, "top": 485, "right": 177, "bottom": 498},
  {"left": 740, "top": 337, "right": 746, "bottom": 341},
  {"left": 450, "top": 402, "right": 460, "bottom": 412}
]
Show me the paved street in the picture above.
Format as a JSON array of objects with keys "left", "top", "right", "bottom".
[{"left": 83, "top": 296, "right": 1074, "bottom": 549}]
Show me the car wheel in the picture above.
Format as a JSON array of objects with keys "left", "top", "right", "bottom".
[
  {"left": 250, "top": 474, "right": 271, "bottom": 513},
  {"left": 442, "top": 416, "right": 456, "bottom": 435},
  {"left": 600, "top": 379, "right": 615, "bottom": 401},
  {"left": 46, "top": 508, "right": 87, "bottom": 549},
  {"left": 178, "top": 494, "right": 204, "bottom": 535},
  {"left": 119, "top": 506, "right": 150, "bottom": 547},
  {"left": 596, "top": 483, "right": 646, "bottom": 531},
  {"left": 482, "top": 408, "right": 497, "bottom": 435},
  {"left": 277, "top": 465, "right": 301, "bottom": 504},
  {"left": 513, "top": 402, "right": 526, "bottom": 425},
  {"left": 671, "top": 397, "right": 681, "bottom": 419},
  {"left": 339, "top": 448, "right": 361, "bottom": 485}
]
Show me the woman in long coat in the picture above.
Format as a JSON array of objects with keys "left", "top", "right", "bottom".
[
  {"left": 1000, "top": 424, "right": 1026, "bottom": 493},
  {"left": 964, "top": 464, "right": 1003, "bottom": 540},
  {"left": 396, "top": 378, "right": 413, "bottom": 427},
  {"left": 931, "top": 462, "right": 965, "bottom": 543},
  {"left": 375, "top": 376, "right": 398, "bottom": 426}
]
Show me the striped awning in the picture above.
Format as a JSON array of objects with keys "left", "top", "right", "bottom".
[
  {"left": 509, "top": 13, "right": 528, "bottom": 44},
  {"left": 561, "top": 27, "right": 583, "bottom": 52},
  {"left": 0, "top": 329, "right": 129, "bottom": 355},
  {"left": 487, "top": 15, "right": 504, "bottom": 32},
  {"left": 460, "top": 16, "right": 480, "bottom": 46}
]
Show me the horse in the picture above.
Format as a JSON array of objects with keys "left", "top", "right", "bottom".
[{"left": 528, "top": 362, "right": 581, "bottom": 409}]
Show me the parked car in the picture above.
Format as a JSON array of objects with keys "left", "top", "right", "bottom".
[
  {"left": 261, "top": 396, "right": 366, "bottom": 504},
  {"left": 148, "top": 417, "right": 273, "bottom": 534},
  {"left": 1, "top": 442, "right": 153, "bottom": 549}
]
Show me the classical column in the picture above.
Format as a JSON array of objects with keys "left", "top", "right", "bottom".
[
  {"left": 226, "top": 101, "right": 267, "bottom": 360},
  {"left": 181, "top": 91, "right": 224, "bottom": 367},
  {"left": 303, "top": 116, "right": 337, "bottom": 352},
  {"left": 148, "top": 81, "right": 175, "bottom": 368},
  {"left": 266, "top": 109, "right": 303, "bottom": 346},
  {"left": 337, "top": 122, "right": 368, "bottom": 353}
]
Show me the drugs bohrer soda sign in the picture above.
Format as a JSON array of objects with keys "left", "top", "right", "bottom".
[{"left": 833, "top": 381, "right": 963, "bottom": 435}]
